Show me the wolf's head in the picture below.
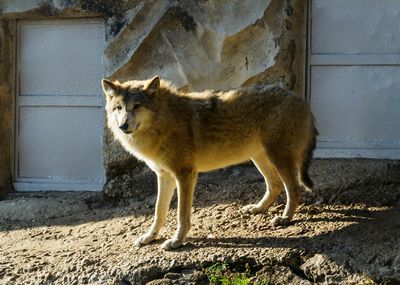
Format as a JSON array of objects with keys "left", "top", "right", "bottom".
[{"left": 101, "top": 76, "right": 160, "bottom": 135}]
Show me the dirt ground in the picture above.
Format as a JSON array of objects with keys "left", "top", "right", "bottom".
[{"left": 0, "top": 161, "right": 400, "bottom": 285}]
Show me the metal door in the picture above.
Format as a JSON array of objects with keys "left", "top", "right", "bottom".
[
  {"left": 308, "top": 0, "right": 400, "bottom": 158},
  {"left": 14, "top": 19, "right": 105, "bottom": 191}
]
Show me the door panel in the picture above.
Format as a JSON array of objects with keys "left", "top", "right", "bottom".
[
  {"left": 312, "top": 0, "right": 400, "bottom": 54},
  {"left": 19, "top": 21, "right": 104, "bottom": 96},
  {"left": 311, "top": 66, "right": 400, "bottom": 145},
  {"left": 18, "top": 106, "right": 103, "bottom": 180},
  {"left": 309, "top": 1, "right": 400, "bottom": 158},
  {"left": 15, "top": 19, "right": 105, "bottom": 191}
]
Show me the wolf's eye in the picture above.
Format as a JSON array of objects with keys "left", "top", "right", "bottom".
[
  {"left": 114, "top": 106, "right": 122, "bottom": 111},
  {"left": 133, "top": 104, "right": 141, "bottom": 110}
]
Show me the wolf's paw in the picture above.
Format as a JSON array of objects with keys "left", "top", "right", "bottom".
[
  {"left": 270, "top": 216, "right": 291, "bottom": 227},
  {"left": 134, "top": 232, "right": 157, "bottom": 247},
  {"left": 242, "top": 204, "right": 265, "bottom": 214},
  {"left": 161, "top": 238, "right": 183, "bottom": 250}
]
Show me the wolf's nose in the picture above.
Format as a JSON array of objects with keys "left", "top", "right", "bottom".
[{"left": 119, "top": 123, "right": 129, "bottom": 131}]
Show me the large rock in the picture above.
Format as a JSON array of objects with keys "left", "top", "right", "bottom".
[
  {"left": 107, "top": 0, "right": 304, "bottom": 92},
  {"left": 0, "top": 193, "right": 91, "bottom": 221}
]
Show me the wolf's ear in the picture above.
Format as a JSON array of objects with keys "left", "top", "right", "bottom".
[
  {"left": 101, "top": 79, "right": 117, "bottom": 99},
  {"left": 145, "top": 76, "right": 160, "bottom": 97}
]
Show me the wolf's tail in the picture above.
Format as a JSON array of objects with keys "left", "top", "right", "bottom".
[{"left": 300, "top": 117, "right": 318, "bottom": 191}]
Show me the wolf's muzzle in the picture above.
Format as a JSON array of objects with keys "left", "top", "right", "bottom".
[{"left": 119, "top": 123, "right": 129, "bottom": 131}]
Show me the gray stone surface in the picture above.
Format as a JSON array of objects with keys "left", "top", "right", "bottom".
[
  {"left": 0, "top": 192, "right": 94, "bottom": 221},
  {"left": 301, "top": 254, "right": 358, "bottom": 284}
]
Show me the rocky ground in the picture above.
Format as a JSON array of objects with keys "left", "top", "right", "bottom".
[{"left": 0, "top": 160, "right": 400, "bottom": 285}]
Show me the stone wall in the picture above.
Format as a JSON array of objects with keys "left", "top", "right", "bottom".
[
  {"left": 0, "top": 0, "right": 307, "bottom": 198},
  {"left": 0, "top": 15, "right": 12, "bottom": 199}
]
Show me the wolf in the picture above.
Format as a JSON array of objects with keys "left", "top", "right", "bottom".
[{"left": 101, "top": 76, "right": 317, "bottom": 250}]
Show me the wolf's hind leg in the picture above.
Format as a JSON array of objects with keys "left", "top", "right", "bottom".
[
  {"left": 266, "top": 152, "right": 303, "bottom": 226},
  {"left": 135, "top": 172, "right": 175, "bottom": 247},
  {"left": 242, "top": 154, "right": 283, "bottom": 214}
]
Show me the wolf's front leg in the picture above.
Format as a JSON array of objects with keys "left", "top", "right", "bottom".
[
  {"left": 162, "top": 169, "right": 198, "bottom": 250},
  {"left": 135, "top": 172, "right": 175, "bottom": 247}
]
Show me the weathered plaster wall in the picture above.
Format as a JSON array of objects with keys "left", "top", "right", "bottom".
[
  {"left": 0, "top": 0, "right": 306, "bottom": 198},
  {"left": 106, "top": 0, "right": 306, "bottom": 92},
  {"left": 0, "top": 15, "right": 12, "bottom": 199}
]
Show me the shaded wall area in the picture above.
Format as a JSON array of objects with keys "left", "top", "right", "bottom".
[
  {"left": 0, "top": 0, "right": 307, "bottom": 198},
  {"left": 0, "top": 17, "right": 12, "bottom": 199}
]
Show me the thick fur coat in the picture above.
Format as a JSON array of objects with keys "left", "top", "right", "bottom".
[{"left": 102, "top": 77, "right": 317, "bottom": 250}]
